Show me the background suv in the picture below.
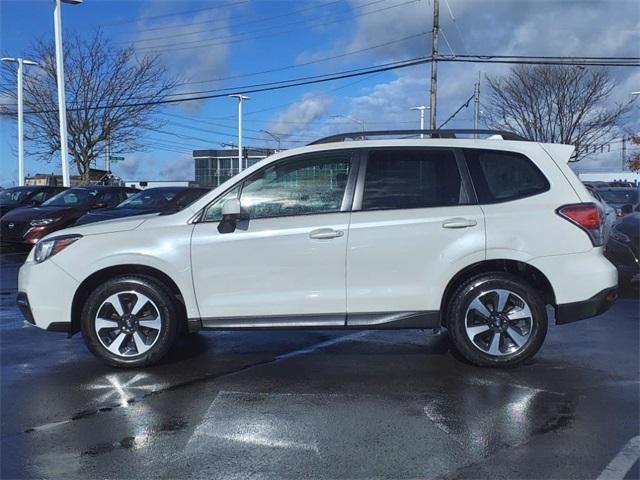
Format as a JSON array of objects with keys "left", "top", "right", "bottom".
[{"left": 17, "top": 131, "right": 617, "bottom": 368}]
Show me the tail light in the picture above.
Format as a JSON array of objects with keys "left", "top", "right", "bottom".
[{"left": 556, "top": 203, "right": 603, "bottom": 246}]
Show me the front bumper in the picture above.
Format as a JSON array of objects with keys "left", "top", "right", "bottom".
[
  {"left": 18, "top": 256, "right": 79, "bottom": 331},
  {"left": 555, "top": 287, "right": 618, "bottom": 325}
]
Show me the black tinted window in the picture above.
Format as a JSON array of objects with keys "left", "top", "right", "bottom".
[
  {"left": 465, "top": 149, "right": 549, "bottom": 203},
  {"left": 362, "top": 149, "right": 463, "bottom": 210}
]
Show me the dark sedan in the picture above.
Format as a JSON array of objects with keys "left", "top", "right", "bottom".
[
  {"left": 74, "top": 187, "right": 210, "bottom": 226},
  {"left": 0, "top": 186, "right": 138, "bottom": 246},
  {"left": 598, "top": 187, "right": 639, "bottom": 216},
  {"left": 605, "top": 213, "right": 640, "bottom": 285},
  {"left": 0, "top": 186, "right": 67, "bottom": 218}
]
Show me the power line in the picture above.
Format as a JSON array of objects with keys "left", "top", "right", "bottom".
[
  {"left": 121, "top": 0, "right": 365, "bottom": 45},
  {"left": 171, "top": 31, "right": 428, "bottom": 88},
  {"left": 442, "top": 0, "right": 469, "bottom": 54},
  {"left": 132, "top": 0, "right": 419, "bottom": 53},
  {"left": 101, "top": 0, "right": 250, "bottom": 28},
  {"left": 24, "top": 55, "right": 640, "bottom": 114},
  {"left": 438, "top": 94, "right": 474, "bottom": 128},
  {"left": 119, "top": 0, "right": 345, "bottom": 35}
]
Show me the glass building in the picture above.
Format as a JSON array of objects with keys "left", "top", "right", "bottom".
[{"left": 193, "top": 149, "right": 274, "bottom": 187}]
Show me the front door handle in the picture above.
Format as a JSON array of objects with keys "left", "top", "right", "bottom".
[
  {"left": 309, "top": 228, "right": 344, "bottom": 239},
  {"left": 442, "top": 218, "right": 477, "bottom": 229}
]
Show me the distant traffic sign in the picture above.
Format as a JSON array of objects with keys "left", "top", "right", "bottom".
[{"left": 110, "top": 156, "right": 125, "bottom": 162}]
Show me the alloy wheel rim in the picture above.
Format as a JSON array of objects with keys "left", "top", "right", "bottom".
[
  {"left": 464, "top": 288, "right": 533, "bottom": 357},
  {"left": 94, "top": 290, "right": 162, "bottom": 358}
]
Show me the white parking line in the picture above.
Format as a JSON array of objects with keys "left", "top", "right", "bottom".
[{"left": 597, "top": 436, "right": 640, "bottom": 480}]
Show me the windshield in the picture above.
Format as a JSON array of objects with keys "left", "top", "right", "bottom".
[
  {"left": 117, "top": 189, "right": 182, "bottom": 210},
  {"left": 42, "top": 188, "right": 100, "bottom": 207},
  {"left": 0, "top": 188, "right": 36, "bottom": 206},
  {"left": 599, "top": 189, "right": 639, "bottom": 205}
]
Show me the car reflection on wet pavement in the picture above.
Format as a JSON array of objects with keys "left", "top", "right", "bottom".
[{"left": 1, "top": 250, "right": 638, "bottom": 479}]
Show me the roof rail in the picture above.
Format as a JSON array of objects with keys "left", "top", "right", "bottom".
[{"left": 308, "top": 129, "right": 529, "bottom": 145}]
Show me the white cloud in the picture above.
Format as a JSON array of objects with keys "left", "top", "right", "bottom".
[
  {"left": 133, "top": 6, "right": 241, "bottom": 111},
  {"left": 266, "top": 93, "right": 332, "bottom": 138}
]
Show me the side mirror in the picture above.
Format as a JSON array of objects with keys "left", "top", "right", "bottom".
[
  {"left": 217, "top": 198, "right": 243, "bottom": 234},
  {"left": 28, "top": 199, "right": 41, "bottom": 207}
]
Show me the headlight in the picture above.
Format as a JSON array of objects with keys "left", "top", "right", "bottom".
[
  {"left": 610, "top": 228, "right": 630, "bottom": 243},
  {"left": 30, "top": 217, "right": 60, "bottom": 227},
  {"left": 34, "top": 235, "right": 82, "bottom": 263}
]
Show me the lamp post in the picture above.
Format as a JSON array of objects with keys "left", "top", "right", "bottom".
[
  {"left": 410, "top": 106, "right": 428, "bottom": 138},
  {"left": 261, "top": 129, "right": 281, "bottom": 151},
  {"left": 229, "top": 94, "right": 250, "bottom": 171},
  {"left": 54, "top": 0, "right": 82, "bottom": 187},
  {"left": 1, "top": 57, "right": 38, "bottom": 186},
  {"left": 331, "top": 114, "right": 366, "bottom": 133}
]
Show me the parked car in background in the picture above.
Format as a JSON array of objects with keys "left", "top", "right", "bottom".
[
  {"left": 605, "top": 213, "right": 640, "bottom": 285},
  {"left": 598, "top": 187, "right": 640, "bottom": 216},
  {"left": 585, "top": 185, "right": 616, "bottom": 241},
  {"left": 0, "top": 186, "right": 67, "bottom": 218},
  {"left": 74, "top": 187, "right": 210, "bottom": 226},
  {"left": 1, "top": 186, "right": 138, "bottom": 246}
]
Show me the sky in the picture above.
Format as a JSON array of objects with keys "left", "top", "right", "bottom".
[{"left": 0, "top": 0, "right": 639, "bottom": 187}]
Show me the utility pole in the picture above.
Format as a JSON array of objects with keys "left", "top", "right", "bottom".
[
  {"left": 229, "top": 94, "right": 250, "bottom": 172},
  {"left": 622, "top": 136, "right": 627, "bottom": 171},
  {"left": 429, "top": 0, "right": 439, "bottom": 129},
  {"left": 473, "top": 72, "right": 481, "bottom": 137},
  {"left": 1, "top": 57, "right": 38, "bottom": 186}
]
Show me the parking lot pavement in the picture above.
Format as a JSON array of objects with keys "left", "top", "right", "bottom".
[{"left": 1, "top": 251, "right": 638, "bottom": 479}]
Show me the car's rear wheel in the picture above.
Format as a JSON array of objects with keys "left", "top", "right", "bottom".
[
  {"left": 81, "top": 275, "right": 179, "bottom": 368},
  {"left": 446, "top": 273, "right": 548, "bottom": 367}
]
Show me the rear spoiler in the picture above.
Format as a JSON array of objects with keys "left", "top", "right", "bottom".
[{"left": 540, "top": 143, "right": 576, "bottom": 163}]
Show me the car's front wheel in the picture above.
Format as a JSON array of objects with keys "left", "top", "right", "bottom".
[
  {"left": 446, "top": 273, "right": 548, "bottom": 367},
  {"left": 81, "top": 275, "right": 179, "bottom": 368}
]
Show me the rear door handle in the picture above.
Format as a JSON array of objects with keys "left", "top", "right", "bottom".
[
  {"left": 442, "top": 218, "right": 477, "bottom": 229},
  {"left": 309, "top": 228, "right": 344, "bottom": 239}
]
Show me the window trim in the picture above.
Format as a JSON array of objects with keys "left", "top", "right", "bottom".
[
  {"left": 352, "top": 147, "right": 476, "bottom": 213},
  {"left": 198, "top": 149, "right": 358, "bottom": 223},
  {"left": 462, "top": 148, "right": 551, "bottom": 204}
]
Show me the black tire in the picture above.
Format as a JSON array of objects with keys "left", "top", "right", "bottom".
[
  {"left": 446, "top": 272, "right": 548, "bottom": 367},
  {"left": 81, "top": 275, "right": 180, "bottom": 368}
]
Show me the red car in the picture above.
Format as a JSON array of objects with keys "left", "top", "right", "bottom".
[{"left": 0, "top": 186, "right": 138, "bottom": 246}]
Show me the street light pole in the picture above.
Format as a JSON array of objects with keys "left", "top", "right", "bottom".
[
  {"left": 53, "top": 0, "right": 82, "bottom": 187},
  {"left": 410, "top": 106, "right": 428, "bottom": 138},
  {"left": 1, "top": 57, "right": 38, "bottom": 186},
  {"left": 229, "top": 94, "right": 250, "bottom": 171},
  {"left": 331, "top": 114, "right": 366, "bottom": 132},
  {"left": 261, "top": 129, "right": 281, "bottom": 151}
]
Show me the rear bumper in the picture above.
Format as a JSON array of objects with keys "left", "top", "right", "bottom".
[{"left": 555, "top": 287, "right": 618, "bottom": 325}]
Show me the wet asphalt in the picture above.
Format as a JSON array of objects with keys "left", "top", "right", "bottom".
[{"left": 0, "top": 249, "right": 638, "bottom": 479}]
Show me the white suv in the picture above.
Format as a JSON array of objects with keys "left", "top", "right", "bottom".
[{"left": 17, "top": 130, "right": 618, "bottom": 368}]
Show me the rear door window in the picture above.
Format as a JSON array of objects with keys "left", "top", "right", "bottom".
[
  {"left": 361, "top": 149, "right": 466, "bottom": 211},
  {"left": 464, "top": 149, "right": 550, "bottom": 203}
]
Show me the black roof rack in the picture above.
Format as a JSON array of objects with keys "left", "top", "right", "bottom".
[{"left": 308, "top": 129, "right": 529, "bottom": 145}]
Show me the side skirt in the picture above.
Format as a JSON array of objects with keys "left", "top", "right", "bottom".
[{"left": 189, "top": 311, "right": 440, "bottom": 332}]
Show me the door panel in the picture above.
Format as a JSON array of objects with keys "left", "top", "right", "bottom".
[
  {"left": 346, "top": 206, "right": 485, "bottom": 314},
  {"left": 191, "top": 214, "right": 349, "bottom": 320},
  {"left": 191, "top": 150, "right": 354, "bottom": 322},
  {"left": 346, "top": 147, "right": 485, "bottom": 317}
]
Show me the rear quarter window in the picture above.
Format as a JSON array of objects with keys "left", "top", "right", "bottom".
[{"left": 464, "top": 149, "right": 550, "bottom": 203}]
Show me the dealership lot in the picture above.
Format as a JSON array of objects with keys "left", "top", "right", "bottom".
[{"left": 1, "top": 250, "right": 638, "bottom": 479}]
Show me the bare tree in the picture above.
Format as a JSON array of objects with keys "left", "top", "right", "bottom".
[
  {"left": 484, "top": 65, "right": 631, "bottom": 162},
  {"left": 0, "top": 32, "right": 177, "bottom": 183}
]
